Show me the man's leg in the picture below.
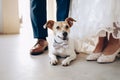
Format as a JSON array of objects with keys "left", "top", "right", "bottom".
[
  {"left": 56, "top": 0, "right": 70, "bottom": 21},
  {"left": 30, "top": 0, "right": 48, "bottom": 55}
]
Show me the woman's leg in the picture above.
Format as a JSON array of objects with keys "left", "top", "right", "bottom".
[
  {"left": 102, "top": 34, "right": 120, "bottom": 55},
  {"left": 93, "top": 37, "right": 106, "bottom": 53}
]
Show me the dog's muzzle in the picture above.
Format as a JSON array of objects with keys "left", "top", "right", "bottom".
[{"left": 62, "top": 32, "right": 68, "bottom": 40}]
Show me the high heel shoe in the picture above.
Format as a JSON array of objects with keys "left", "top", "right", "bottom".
[
  {"left": 86, "top": 52, "right": 102, "bottom": 61},
  {"left": 97, "top": 48, "right": 120, "bottom": 63}
]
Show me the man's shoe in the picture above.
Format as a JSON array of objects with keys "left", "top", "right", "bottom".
[{"left": 30, "top": 39, "right": 48, "bottom": 55}]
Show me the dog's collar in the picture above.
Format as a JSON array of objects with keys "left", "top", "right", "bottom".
[
  {"left": 54, "top": 39, "right": 63, "bottom": 44},
  {"left": 53, "top": 36, "right": 69, "bottom": 49},
  {"left": 54, "top": 38, "right": 68, "bottom": 44},
  {"left": 58, "top": 36, "right": 69, "bottom": 41},
  {"left": 54, "top": 36, "right": 69, "bottom": 43}
]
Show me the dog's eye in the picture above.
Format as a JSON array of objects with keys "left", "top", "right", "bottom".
[
  {"left": 65, "top": 25, "right": 69, "bottom": 29},
  {"left": 56, "top": 26, "right": 60, "bottom": 29}
]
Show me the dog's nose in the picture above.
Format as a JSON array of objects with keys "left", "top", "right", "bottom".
[{"left": 63, "top": 32, "right": 68, "bottom": 37}]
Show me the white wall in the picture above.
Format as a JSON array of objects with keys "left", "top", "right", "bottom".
[
  {"left": 0, "top": 0, "right": 2, "bottom": 33},
  {"left": 47, "top": 0, "right": 56, "bottom": 36},
  {"left": 47, "top": 0, "right": 56, "bottom": 20},
  {"left": 0, "top": 0, "right": 55, "bottom": 34},
  {"left": 0, "top": 0, "right": 20, "bottom": 34}
]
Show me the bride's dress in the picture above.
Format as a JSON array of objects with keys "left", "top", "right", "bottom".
[{"left": 69, "top": 0, "right": 120, "bottom": 53}]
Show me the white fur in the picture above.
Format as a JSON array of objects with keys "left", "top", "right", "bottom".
[
  {"left": 47, "top": 33, "right": 77, "bottom": 66},
  {"left": 46, "top": 18, "right": 77, "bottom": 66}
]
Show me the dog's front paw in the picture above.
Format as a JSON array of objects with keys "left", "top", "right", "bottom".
[
  {"left": 62, "top": 60, "right": 70, "bottom": 66},
  {"left": 50, "top": 59, "right": 58, "bottom": 65}
]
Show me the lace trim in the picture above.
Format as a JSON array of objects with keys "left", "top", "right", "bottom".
[{"left": 97, "top": 22, "right": 120, "bottom": 40}]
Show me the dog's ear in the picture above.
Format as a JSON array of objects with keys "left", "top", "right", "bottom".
[
  {"left": 44, "top": 20, "right": 54, "bottom": 30},
  {"left": 65, "top": 17, "right": 76, "bottom": 27}
]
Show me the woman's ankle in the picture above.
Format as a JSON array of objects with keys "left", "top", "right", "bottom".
[
  {"left": 103, "top": 34, "right": 120, "bottom": 55},
  {"left": 93, "top": 37, "right": 105, "bottom": 53}
]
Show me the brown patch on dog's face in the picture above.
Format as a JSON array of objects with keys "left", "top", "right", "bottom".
[
  {"left": 53, "top": 21, "right": 70, "bottom": 34},
  {"left": 65, "top": 17, "right": 76, "bottom": 27},
  {"left": 45, "top": 17, "right": 76, "bottom": 40},
  {"left": 45, "top": 20, "right": 54, "bottom": 30},
  {"left": 44, "top": 17, "right": 76, "bottom": 30},
  {"left": 52, "top": 21, "right": 71, "bottom": 40}
]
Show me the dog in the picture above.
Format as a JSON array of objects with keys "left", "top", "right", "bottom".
[{"left": 44, "top": 17, "right": 77, "bottom": 66}]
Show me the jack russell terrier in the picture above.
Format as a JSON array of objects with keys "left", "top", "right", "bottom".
[{"left": 44, "top": 17, "right": 77, "bottom": 66}]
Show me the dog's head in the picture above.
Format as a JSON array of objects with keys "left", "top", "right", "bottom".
[{"left": 44, "top": 17, "right": 76, "bottom": 40}]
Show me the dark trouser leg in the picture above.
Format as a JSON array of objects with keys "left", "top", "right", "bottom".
[
  {"left": 30, "top": 0, "right": 47, "bottom": 39},
  {"left": 56, "top": 0, "right": 70, "bottom": 21}
]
